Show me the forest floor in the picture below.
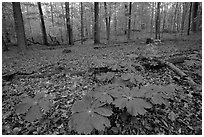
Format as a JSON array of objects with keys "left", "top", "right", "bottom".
[{"left": 2, "top": 32, "right": 202, "bottom": 135}]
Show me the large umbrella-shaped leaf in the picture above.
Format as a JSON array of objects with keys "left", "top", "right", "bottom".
[
  {"left": 15, "top": 92, "right": 52, "bottom": 122},
  {"left": 69, "top": 95, "right": 113, "bottom": 134},
  {"left": 15, "top": 96, "right": 35, "bottom": 114},
  {"left": 112, "top": 87, "right": 152, "bottom": 116},
  {"left": 25, "top": 104, "right": 43, "bottom": 122}
]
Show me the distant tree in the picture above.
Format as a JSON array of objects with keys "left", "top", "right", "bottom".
[
  {"left": 127, "top": 2, "right": 132, "bottom": 41},
  {"left": 124, "top": 3, "right": 128, "bottom": 35},
  {"left": 172, "top": 3, "right": 178, "bottom": 32},
  {"left": 94, "top": 2, "right": 100, "bottom": 44},
  {"left": 187, "top": 2, "right": 192, "bottom": 35},
  {"left": 191, "top": 2, "right": 199, "bottom": 32},
  {"left": 81, "top": 2, "right": 84, "bottom": 44},
  {"left": 181, "top": 2, "right": 188, "bottom": 33},
  {"left": 104, "top": 2, "right": 110, "bottom": 43},
  {"left": 37, "top": 2, "right": 48, "bottom": 46},
  {"left": 114, "top": 2, "right": 117, "bottom": 39},
  {"left": 150, "top": 2, "right": 155, "bottom": 35},
  {"left": 61, "top": 3, "right": 68, "bottom": 43},
  {"left": 162, "top": 3, "right": 167, "bottom": 33},
  {"left": 12, "top": 2, "right": 27, "bottom": 50},
  {"left": 50, "top": 2, "right": 54, "bottom": 27},
  {"left": 65, "top": 2, "right": 74, "bottom": 45},
  {"left": 155, "top": 2, "right": 161, "bottom": 39}
]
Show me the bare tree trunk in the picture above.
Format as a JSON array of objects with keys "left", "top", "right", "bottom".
[
  {"left": 50, "top": 2, "right": 54, "bottom": 27},
  {"left": 65, "top": 2, "right": 74, "bottom": 45},
  {"left": 187, "top": 2, "right": 192, "bottom": 35},
  {"left": 114, "top": 2, "right": 117, "bottom": 40},
  {"left": 104, "top": 2, "right": 110, "bottom": 43},
  {"left": 181, "top": 2, "right": 188, "bottom": 34},
  {"left": 94, "top": 2, "right": 100, "bottom": 44},
  {"left": 124, "top": 3, "right": 128, "bottom": 35},
  {"left": 26, "top": 5, "right": 33, "bottom": 38},
  {"left": 38, "top": 2, "right": 48, "bottom": 46},
  {"left": 173, "top": 3, "right": 178, "bottom": 32},
  {"left": 81, "top": 2, "right": 84, "bottom": 44},
  {"left": 12, "top": 2, "right": 27, "bottom": 50},
  {"left": 161, "top": 3, "right": 166, "bottom": 38},
  {"left": 150, "top": 2, "right": 155, "bottom": 37},
  {"left": 127, "top": 2, "right": 132, "bottom": 41},
  {"left": 192, "top": 2, "right": 199, "bottom": 32},
  {"left": 61, "top": 3, "right": 68, "bottom": 44},
  {"left": 155, "top": 2, "right": 160, "bottom": 39}
]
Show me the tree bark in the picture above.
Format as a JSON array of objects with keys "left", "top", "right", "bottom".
[
  {"left": 127, "top": 2, "right": 132, "bottom": 41},
  {"left": 150, "top": 2, "right": 155, "bottom": 35},
  {"left": 61, "top": 3, "right": 68, "bottom": 44},
  {"left": 37, "top": 2, "right": 48, "bottom": 46},
  {"left": 172, "top": 3, "right": 178, "bottom": 32},
  {"left": 162, "top": 4, "right": 166, "bottom": 33},
  {"left": 191, "top": 2, "right": 199, "bottom": 32},
  {"left": 94, "top": 2, "right": 100, "bottom": 44},
  {"left": 181, "top": 2, "right": 188, "bottom": 33},
  {"left": 124, "top": 3, "right": 128, "bottom": 35},
  {"left": 12, "top": 2, "right": 27, "bottom": 50},
  {"left": 81, "top": 2, "right": 84, "bottom": 44},
  {"left": 155, "top": 2, "right": 160, "bottom": 39},
  {"left": 104, "top": 2, "right": 110, "bottom": 43},
  {"left": 50, "top": 2, "right": 54, "bottom": 27},
  {"left": 187, "top": 2, "right": 192, "bottom": 35},
  {"left": 114, "top": 2, "right": 117, "bottom": 39},
  {"left": 65, "top": 2, "right": 74, "bottom": 45},
  {"left": 26, "top": 5, "right": 33, "bottom": 38}
]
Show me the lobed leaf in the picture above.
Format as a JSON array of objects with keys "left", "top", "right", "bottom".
[
  {"left": 25, "top": 104, "right": 43, "bottom": 122},
  {"left": 69, "top": 95, "right": 113, "bottom": 134},
  {"left": 15, "top": 96, "right": 35, "bottom": 114},
  {"left": 71, "top": 96, "right": 92, "bottom": 114},
  {"left": 38, "top": 97, "right": 52, "bottom": 112},
  {"left": 126, "top": 98, "right": 152, "bottom": 116},
  {"left": 94, "top": 106, "right": 113, "bottom": 116}
]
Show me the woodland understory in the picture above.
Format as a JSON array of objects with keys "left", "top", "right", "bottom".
[{"left": 2, "top": 33, "right": 202, "bottom": 135}]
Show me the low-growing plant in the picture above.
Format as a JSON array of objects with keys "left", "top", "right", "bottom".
[
  {"left": 15, "top": 92, "right": 53, "bottom": 122},
  {"left": 95, "top": 72, "right": 115, "bottom": 82},
  {"left": 69, "top": 83, "right": 179, "bottom": 134},
  {"left": 121, "top": 73, "right": 144, "bottom": 85},
  {"left": 68, "top": 95, "right": 113, "bottom": 134}
]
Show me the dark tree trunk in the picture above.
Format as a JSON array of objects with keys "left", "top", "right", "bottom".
[
  {"left": 181, "top": 2, "right": 188, "bottom": 33},
  {"left": 81, "top": 2, "right": 84, "bottom": 44},
  {"left": 12, "top": 2, "right": 27, "bottom": 50},
  {"left": 38, "top": 2, "right": 48, "bottom": 46},
  {"left": 187, "top": 2, "right": 192, "bottom": 35},
  {"left": 104, "top": 2, "right": 110, "bottom": 43},
  {"left": 61, "top": 3, "right": 68, "bottom": 44},
  {"left": 94, "top": 2, "right": 100, "bottom": 44},
  {"left": 155, "top": 2, "right": 161, "bottom": 39},
  {"left": 162, "top": 4, "right": 166, "bottom": 33},
  {"left": 127, "top": 2, "right": 132, "bottom": 41},
  {"left": 192, "top": 2, "right": 199, "bottom": 32},
  {"left": 50, "top": 2, "right": 54, "bottom": 27},
  {"left": 124, "top": 3, "right": 128, "bottom": 35},
  {"left": 114, "top": 2, "right": 117, "bottom": 39},
  {"left": 150, "top": 2, "right": 155, "bottom": 35},
  {"left": 65, "top": 2, "right": 74, "bottom": 45},
  {"left": 172, "top": 3, "right": 178, "bottom": 32}
]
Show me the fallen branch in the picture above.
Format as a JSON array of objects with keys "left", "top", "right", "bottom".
[
  {"left": 158, "top": 60, "right": 199, "bottom": 88},
  {"left": 139, "top": 55, "right": 200, "bottom": 88}
]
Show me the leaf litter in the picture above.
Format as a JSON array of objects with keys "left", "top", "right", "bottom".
[{"left": 2, "top": 41, "right": 202, "bottom": 135}]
